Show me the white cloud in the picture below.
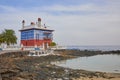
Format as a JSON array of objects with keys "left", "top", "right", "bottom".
[
  {"left": 0, "top": 5, "right": 18, "bottom": 12},
  {"left": 0, "top": 1, "right": 120, "bottom": 45},
  {"left": 41, "top": 4, "right": 97, "bottom": 12}
]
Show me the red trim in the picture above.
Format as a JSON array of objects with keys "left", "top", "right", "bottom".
[{"left": 21, "top": 39, "right": 52, "bottom": 46}]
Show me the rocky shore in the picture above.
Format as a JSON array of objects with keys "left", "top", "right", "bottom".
[{"left": 0, "top": 50, "right": 120, "bottom": 80}]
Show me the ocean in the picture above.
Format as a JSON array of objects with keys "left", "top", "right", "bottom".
[
  {"left": 66, "top": 45, "right": 120, "bottom": 51},
  {"left": 55, "top": 54, "right": 120, "bottom": 73}
]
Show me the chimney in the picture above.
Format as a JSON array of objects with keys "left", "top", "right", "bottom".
[
  {"left": 22, "top": 20, "right": 25, "bottom": 28},
  {"left": 38, "top": 18, "right": 41, "bottom": 27},
  {"left": 31, "top": 22, "right": 35, "bottom": 25}
]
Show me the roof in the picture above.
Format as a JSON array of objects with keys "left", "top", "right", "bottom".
[
  {"left": 19, "top": 25, "right": 54, "bottom": 32},
  {"left": 19, "top": 28, "right": 54, "bottom": 31},
  {"left": 19, "top": 18, "right": 54, "bottom": 32}
]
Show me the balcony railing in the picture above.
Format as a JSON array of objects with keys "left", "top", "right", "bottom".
[
  {"left": 44, "top": 32, "right": 52, "bottom": 34},
  {"left": 43, "top": 37, "right": 52, "bottom": 40}
]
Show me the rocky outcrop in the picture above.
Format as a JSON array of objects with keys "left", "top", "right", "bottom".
[
  {"left": 54, "top": 49, "right": 120, "bottom": 57},
  {"left": 0, "top": 50, "right": 120, "bottom": 80}
]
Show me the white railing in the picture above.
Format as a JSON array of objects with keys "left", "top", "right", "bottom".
[
  {"left": 50, "top": 46, "right": 67, "bottom": 50},
  {"left": 0, "top": 45, "right": 67, "bottom": 51},
  {"left": 1, "top": 46, "right": 45, "bottom": 51},
  {"left": 2, "top": 46, "right": 21, "bottom": 51}
]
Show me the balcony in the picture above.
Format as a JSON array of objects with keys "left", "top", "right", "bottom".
[
  {"left": 44, "top": 32, "right": 52, "bottom": 34},
  {"left": 43, "top": 37, "right": 52, "bottom": 40}
]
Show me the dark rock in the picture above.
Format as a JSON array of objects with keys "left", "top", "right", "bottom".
[
  {"left": 0, "top": 50, "right": 120, "bottom": 80},
  {"left": 0, "top": 74, "right": 2, "bottom": 80}
]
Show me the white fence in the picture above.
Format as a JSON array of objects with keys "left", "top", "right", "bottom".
[{"left": 0, "top": 45, "right": 67, "bottom": 51}]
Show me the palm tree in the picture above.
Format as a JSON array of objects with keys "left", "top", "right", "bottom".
[
  {"left": 0, "top": 34, "right": 4, "bottom": 45},
  {"left": 1, "top": 29, "right": 17, "bottom": 46}
]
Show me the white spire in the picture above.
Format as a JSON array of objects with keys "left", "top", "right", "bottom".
[
  {"left": 38, "top": 18, "right": 41, "bottom": 28},
  {"left": 22, "top": 20, "right": 25, "bottom": 28}
]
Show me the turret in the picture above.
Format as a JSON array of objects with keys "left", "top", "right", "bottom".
[
  {"left": 22, "top": 20, "right": 25, "bottom": 28},
  {"left": 38, "top": 18, "right": 41, "bottom": 28}
]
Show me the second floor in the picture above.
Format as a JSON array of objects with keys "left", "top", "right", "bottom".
[{"left": 21, "top": 29, "right": 53, "bottom": 40}]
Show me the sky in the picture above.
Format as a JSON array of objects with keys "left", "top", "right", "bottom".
[{"left": 0, "top": 0, "right": 120, "bottom": 46}]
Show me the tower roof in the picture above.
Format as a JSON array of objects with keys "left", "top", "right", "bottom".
[
  {"left": 38, "top": 18, "right": 41, "bottom": 21},
  {"left": 19, "top": 18, "right": 54, "bottom": 32},
  {"left": 22, "top": 20, "right": 25, "bottom": 23}
]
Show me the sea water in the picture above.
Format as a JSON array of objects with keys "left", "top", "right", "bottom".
[
  {"left": 67, "top": 45, "right": 120, "bottom": 51},
  {"left": 55, "top": 54, "right": 120, "bottom": 73}
]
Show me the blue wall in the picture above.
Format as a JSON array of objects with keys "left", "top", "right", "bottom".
[
  {"left": 21, "top": 29, "right": 53, "bottom": 40},
  {"left": 21, "top": 30, "right": 34, "bottom": 40}
]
